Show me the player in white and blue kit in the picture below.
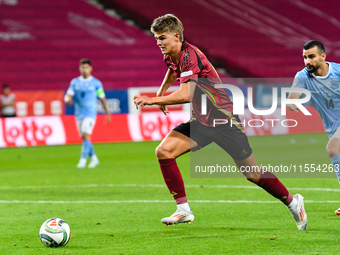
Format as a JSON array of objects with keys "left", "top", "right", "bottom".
[
  {"left": 64, "top": 58, "right": 110, "bottom": 168},
  {"left": 287, "top": 40, "right": 340, "bottom": 215}
]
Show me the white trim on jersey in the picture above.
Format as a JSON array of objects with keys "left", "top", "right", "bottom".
[
  {"left": 331, "top": 126, "right": 340, "bottom": 139},
  {"left": 312, "top": 62, "right": 332, "bottom": 79},
  {"left": 79, "top": 76, "right": 93, "bottom": 82}
]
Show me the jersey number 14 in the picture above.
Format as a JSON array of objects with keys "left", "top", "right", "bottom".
[{"left": 325, "top": 98, "right": 334, "bottom": 109}]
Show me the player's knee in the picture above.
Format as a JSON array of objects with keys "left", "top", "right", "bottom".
[
  {"left": 242, "top": 171, "right": 260, "bottom": 184},
  {"left": 246, "top": 177, "right": 260, "bottom": 184},
  {"left": 82, "top": 133, "right": 91, "bottom": 140},
  {"left": 326, "top": 143, "right": 340, "bottom": 158},
  {"left": 155, "top": 145, "right": 171, "bottom": 159}
]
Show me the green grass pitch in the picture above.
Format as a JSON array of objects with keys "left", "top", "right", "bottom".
[{"left": 1, "top": 132, "right": 340, "bottom": 254}]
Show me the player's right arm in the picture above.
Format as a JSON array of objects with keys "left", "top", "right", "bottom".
[
  {"left": 287, "top": 92, "right": 302, "bottom": 112},
  {"left": 157, "top": 69, "right": 177, "bottom": 115},
  {"left": 157, "top": 69, "right": 176, "bottom": 96},
  {"left": 287, "top": 73, "right": 305, "bottom": 112},
  {"left": 64, "top": 80, "right": 75, "bottom": 106}
]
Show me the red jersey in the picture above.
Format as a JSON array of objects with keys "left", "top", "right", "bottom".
[{"left": 164, "top": 41, "right": 234, "bottom": 127}]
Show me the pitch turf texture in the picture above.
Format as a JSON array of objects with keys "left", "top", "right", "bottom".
[{"left": 1, "top": 133, "right": 340, "bottom": 255}]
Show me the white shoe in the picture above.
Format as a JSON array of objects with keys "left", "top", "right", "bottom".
[
  {"left": 88, "top": 158, "right": 99, "bottom": 168},
  {"left": 161, "top": 210, "right": 194, "bottom": 225},
  {"left": 289, "top": 194, "right": 308, "bottom": 230},
  {"left": 76, "top": 159, "right": 86, "bottom": 168}
]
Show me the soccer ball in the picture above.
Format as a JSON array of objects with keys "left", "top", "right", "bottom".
[{"left": 39, "top": 218, "right": 71, "bottom": 247}]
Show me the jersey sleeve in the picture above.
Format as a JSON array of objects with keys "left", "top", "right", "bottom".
[
  {"left": 292, "top": 71, "right": 307, "bottom": 89},
  {"left": 179, "top": 50, "right": 201, "bottom": 84},
  {"left": 66, "top": 79, "right": 76, "bottom": 96},
  {"left": 96, "top": 80, "right": 105, "bottom": 99}
]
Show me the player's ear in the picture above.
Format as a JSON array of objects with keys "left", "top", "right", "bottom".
[
  {"left": 321, "top": 52, "right": 326, "bottom": 61},
  {"left": 174, "top": 33, "right": 180, "bottom": 42}
]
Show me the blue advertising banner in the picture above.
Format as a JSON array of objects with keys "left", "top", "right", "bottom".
[{"left": 65, "top": 89, "right": 129, "bottom": 115}]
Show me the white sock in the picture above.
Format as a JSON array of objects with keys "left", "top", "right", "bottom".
[
  {"left": 177, "top": 203, "right": 191, "bottom": 212},
  {"left": 287, "top": 197, "right": 298, "bottom": 210},
  {"left": 91, "top": 155, "right": 98, "bottom": 161}
]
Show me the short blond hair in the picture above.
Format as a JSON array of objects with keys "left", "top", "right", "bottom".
[{"left": 150, "top": 14, "right": 184, "bottom": 42}]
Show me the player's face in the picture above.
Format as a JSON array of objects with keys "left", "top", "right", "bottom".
[
  {"left": 2, "top": 87, "right": 10, "bottom": 96},
  {"left": 303, "top": 46, "right": 325, "bottom": 73},
  {"left": 154, "top": 31, "right": 180, "bottom": 55},
  {"left": 79, "top": 64, "right": 92, "bottom": 78}
]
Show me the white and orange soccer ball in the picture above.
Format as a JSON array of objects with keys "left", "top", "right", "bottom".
[{"left": 39, "top": 218, "right": 71, "bottom": 247}]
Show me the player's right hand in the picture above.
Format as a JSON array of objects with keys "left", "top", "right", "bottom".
[
  {"left": 65, "top": 98, "right": 73, "bottom": 106},
  {"left": 64, "top": 94, "right": 73, "bottom": 105},
  {"left": 286, "top": 104, "right": 299, "bottom": 112}
]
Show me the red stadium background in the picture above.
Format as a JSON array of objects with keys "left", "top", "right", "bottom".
[{"left": 0, "top": 0, "right": 334, "bottom": 147}]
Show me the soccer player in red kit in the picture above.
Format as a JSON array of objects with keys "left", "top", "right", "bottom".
[{"left": 133, "top": 14, "right": 308, "bottom": 230}]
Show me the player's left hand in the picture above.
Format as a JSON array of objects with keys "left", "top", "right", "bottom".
[
  {"left": 133, "top": 95, "right": 153, "bottom": 109},
  {"left": 106, "top": 113, "right": 111, "bottom": 123}
]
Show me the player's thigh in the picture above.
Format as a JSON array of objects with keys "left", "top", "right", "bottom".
[
  {"left": 156, "top": 119, "right": 211, "bottom": 159},
  {"left": 209, "top": 122, "right": 260, "bottom": 179},
  {"left": 182, "top": 119, "right": 214, "bottom": 152},
  {"left": 77, "top": 118, "right": 96, "bottom": 137},
  {"left": 212, "top": 123, "right": 253, "bottom": 162},
  {"left": 156, "top": 130, "right": 192, "bottom": 159}
]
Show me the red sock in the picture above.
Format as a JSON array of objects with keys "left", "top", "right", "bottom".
[
  {"left": 256, "top": 171, "right": 293, "bottom": 205},
  {"left": 158, "top": 159, "right": 187, "bottom": 205}
]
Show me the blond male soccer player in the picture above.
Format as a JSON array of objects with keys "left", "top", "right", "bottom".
[
  {"left": 133, "top": 14, "right": 307, "bottom": 229},
  {"left": 64, "top": 58, "right": 110, "bottom": 168},
  {"left": 287, "top": 40, "right": 340, "bottom": 215}
]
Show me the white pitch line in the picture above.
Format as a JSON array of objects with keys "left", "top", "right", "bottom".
[
  {"left": 0, "top": 200, "right": 173, "bottom": 204},
  {"left": 1, "top": 183, "right": 340, "bottom": 192},
  {"left": 0, "top": 200, "right": 339, "bottom": 204}
]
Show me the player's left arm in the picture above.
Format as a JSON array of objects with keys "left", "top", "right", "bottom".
[
  {"left": 133, "top": 81, "right": 191, "bottom": 109},
  {"left": 97, "top": 88, "right": 111, "bottom": 123}
]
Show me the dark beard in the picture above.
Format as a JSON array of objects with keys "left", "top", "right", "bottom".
[{"left": 306, "top": 65, "right": 318, "bottom": 73}]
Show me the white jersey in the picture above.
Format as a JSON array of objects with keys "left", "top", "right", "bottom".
[{"left": 1, "top": 93, "right": 15, "bottom": 116}]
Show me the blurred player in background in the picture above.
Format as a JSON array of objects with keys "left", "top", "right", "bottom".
[
  {"left": 287, "top": 40, "right": 340, "bottom": 215},
  {"left": 134, "top": 14, "right": 307, "bottom": 230},
  {"left": 64, "top": 58, "right": 110, "bottom": 168},
  {"left": 1, "top": 83, "right": 16, "bottom": 117}
]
